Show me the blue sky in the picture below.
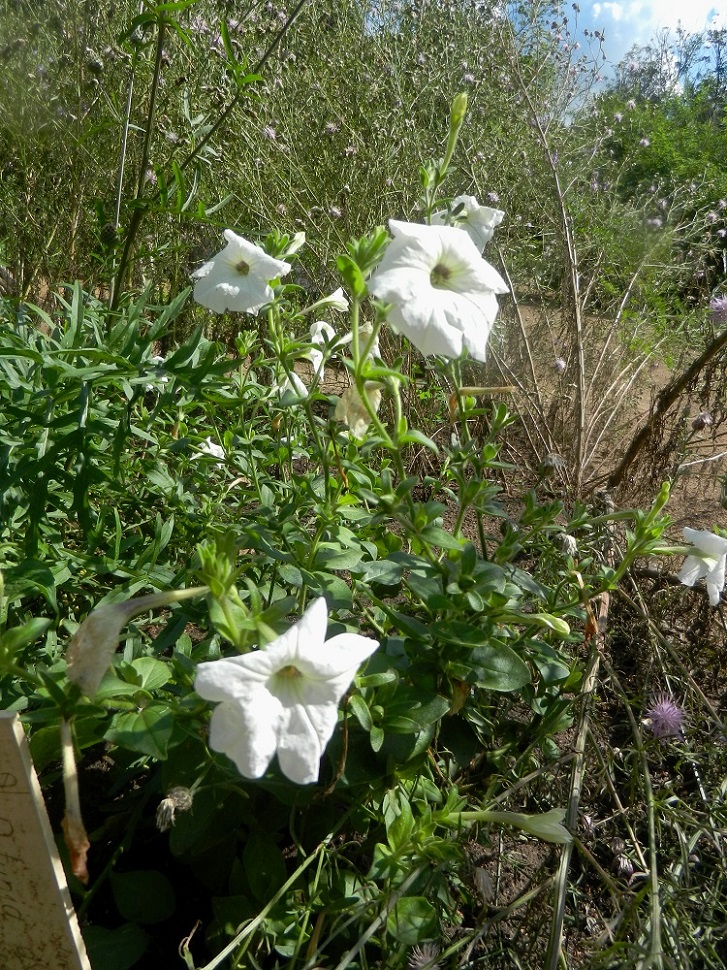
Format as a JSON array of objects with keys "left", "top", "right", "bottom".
[{"left": 576, "top": 1, "right": 727, "bottom": 70}]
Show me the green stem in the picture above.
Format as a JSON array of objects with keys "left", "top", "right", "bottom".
[{"left": 110, "top": 14, "right": 167, "bottom": 310}]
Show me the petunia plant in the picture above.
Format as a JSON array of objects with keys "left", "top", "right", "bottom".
[{"left": 3, "top": 85, "right": 720, "bottom": 970}]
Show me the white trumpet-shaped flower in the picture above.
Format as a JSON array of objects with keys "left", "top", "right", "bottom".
[
  {"left": 430, "top": 195, "right": 505, "bottom": 251},
  {"left": 194, "top": 598, "right": 379, "bottom": 784},
  {"left": 368, "top": 220, "right": 508, "bottom": 361},
  {"left": 320, "top": 287, "right": 349, "bottom": 312},
  {"left": 305, "top": 320, "right": 336, "bottom": 378},
  {"left": 191, "top": 229, "right": 291, "bottom": 314},
  {"left": 193, "top": 436, "right": 225, "bottom": 464},
  {"left": 678, "top": 527, "right": 727, "bottom": 606}
]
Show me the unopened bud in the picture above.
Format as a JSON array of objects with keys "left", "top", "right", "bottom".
[{"left": 450, "top": 92, "right": 468, "bottom": 130}]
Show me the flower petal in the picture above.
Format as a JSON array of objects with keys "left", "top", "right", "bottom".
[
  {"left": 275, "top": 702, "right": 333, "bottom": 784},
  {"left": 678, "top": 555, "right": 707, "bottom": 588},
  {"left": 208, "top": 697, "right": 281, "bottom": 779}
]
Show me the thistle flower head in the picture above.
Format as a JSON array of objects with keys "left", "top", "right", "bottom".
[
  {"left": 709, "top": 294, "right": 727, "bottom": 324},
  {"left": 645, "top": 695, "right": 686, "bottom": 739}
]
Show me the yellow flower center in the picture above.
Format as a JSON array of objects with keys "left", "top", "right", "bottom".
[
  {"left": 277, "top": 664, "right": 302, "bottom": 680},
  {"left": 430, "top": 262, "right": 452, "bottom": 289},
  {"left": 235, "top": 259, "right": 251, "bottom": 276}
]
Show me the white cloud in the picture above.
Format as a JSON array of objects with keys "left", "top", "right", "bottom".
[{"left": 583, "top": 0, "right": 727, "bottom": 69}]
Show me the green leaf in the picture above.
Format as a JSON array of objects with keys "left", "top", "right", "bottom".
[
  {"left": 370, "top": 725, "right": 385, "bottom": 752},
  {"left": 2, "top": 560, "right": 58, "bottom": 610},
  {"left": 500, "top": 612, "right": 571, "bottom": 636},
  {"left": 82, "top": 923, "right": 149, "bottom": 970},
  {"left": 243, "top": 835, "right": 287, "bottom": 902},
  {"left": 105, "top": 704, "right": 174, "bottom": 758},
  {"left": 336, "top": 254, "right": 367, "bottom": 297},
  {"left": 386, "top": 896, "right": 438, "bottom": 944},
  {"left": 111, "top": 870, "right": 176, "bottom": 924},
  {"left": 1, "top": 617, "right": 52, "bottom": 655},
  {"left": 357, "top": 559, "right": 405, "bottom": 585},
  {"left": 131, "top": 656, "right": 172, "bottom": 692},
  {"left": 348, "top": 693, "right": 372, "bottom": 731},
  {"left": 387, "top": 797, "right": 414, "bottom": 852},
  {"left": 471, "top": 643, "right": 531, "bottom": 691}
]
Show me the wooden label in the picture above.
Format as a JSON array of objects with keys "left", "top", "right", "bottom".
[{"left": 0, "top": 711, "right": 91, "bottom": 970}]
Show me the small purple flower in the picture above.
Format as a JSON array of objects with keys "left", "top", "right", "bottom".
[
  {"left": 639, "top": 138, "right": 650, "bottom": 147},
  {"left": 626, "top": 99, "right": 636, "bottom": 110},
  {"left": 645, "top": 696, "right": 686, "bottom": 740},
  {"left": 554, "top": 357, "right": 567, "bottom": 374},
  {"left": 646, "top": 218, "right": 662, "bottom": 229},
  {"left": 487, "top": 190, "right": 500, "bottom": 203},
  {"left": 706, "top": 211, "right": 718, "bottom": 224},
  {"left": 709, "top": 294, "right": 727, "bottom": 323},
  {"left": 262, "top": 125, "right": 277, "bottom": 141},
  {"left": 692, "top": 411, "right": 713, "bottom": 431},
  {"left": 463, "top": 73, "right": 475, "bottom": 85},
  {"left": 614, "top": 112, "right": 623, "bottom": 123}
]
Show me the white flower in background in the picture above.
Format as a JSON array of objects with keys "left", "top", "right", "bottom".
[
  {"left": 305, "top": 320, "right": 336, "bottom": 378},
  {"left": 359, "top": 320, "right": 380, "bottom": 360},
  {"left": 678, "top": 528, "right": 727, "bottom": 606},
  {"left": 368, "top": 221, "right": 508, "bottom": 361},
  {"left": 335, "top": 383, "right": 382, "bottom": 437},
  {"left": 194, "top": 436, "right": 225, "bottom": 464},
  {"left": 431, "top": 195, "right": 505, "bottom": 251},
  {"left": 322, "top": 287, "right": 349, "bottom": 311},
  {"left": 191, "top": 229, "right": 291, "bottom": 314},
  {"left": 144, "top": 355, "right": 169, "bottom": 393},
  {"left": 275, "top": 371, "right": 309, "bottom": 400},
  {"left": 194, "top": 597, "right": 379, "bottom": 784}
]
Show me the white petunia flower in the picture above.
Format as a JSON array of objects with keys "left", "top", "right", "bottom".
[
  {"left": 368, "top": 221, "right": 508, "bottom": 362},
  {"left": 194, "top": 597, "right": 379, "bottom": 784},
  {"left": 321, "top": 287, "right": 349, "bottom": 311},
  {"left": 431, "top": 195, "right": 505, "bottom": 251},
  {"left": 678, "top": 528, "right": 727, "bottom": 606},
  {"left": 335, "top": 383, "right": 382, "bottom": 437},
  {"left": 191, "top": 229, "right": 291, "bottom": 314},
  {"left": 305, "top": 320, "right": 336, "bottom": 378},
  {"left": 194, "top": 436, "right": 225, "bottom": 464},
  {"left": 275, "top": 371, "right": 309, "bottom": 400}
]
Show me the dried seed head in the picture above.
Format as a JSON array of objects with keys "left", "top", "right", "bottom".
[
  {"left": 156, "top": 786, "right": 194, "bottom": 832},
  {"left": 408, "top": 944, "right": 441, "bottom": 970},
  {"left": 615, "top": 854, "right": 634, "bottom": 878}
]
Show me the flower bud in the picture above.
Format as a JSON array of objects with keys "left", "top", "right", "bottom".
[{"left": 450, "top": 92, "right": 468, "bottom": 130}]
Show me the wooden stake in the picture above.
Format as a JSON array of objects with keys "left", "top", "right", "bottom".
[{"left": 0, "top": 711, "right": 91, "bottom": 970}]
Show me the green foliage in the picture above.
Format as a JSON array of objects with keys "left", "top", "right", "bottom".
[{"left": 1, "top": 4, "right": 726, "bottom": 969}]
